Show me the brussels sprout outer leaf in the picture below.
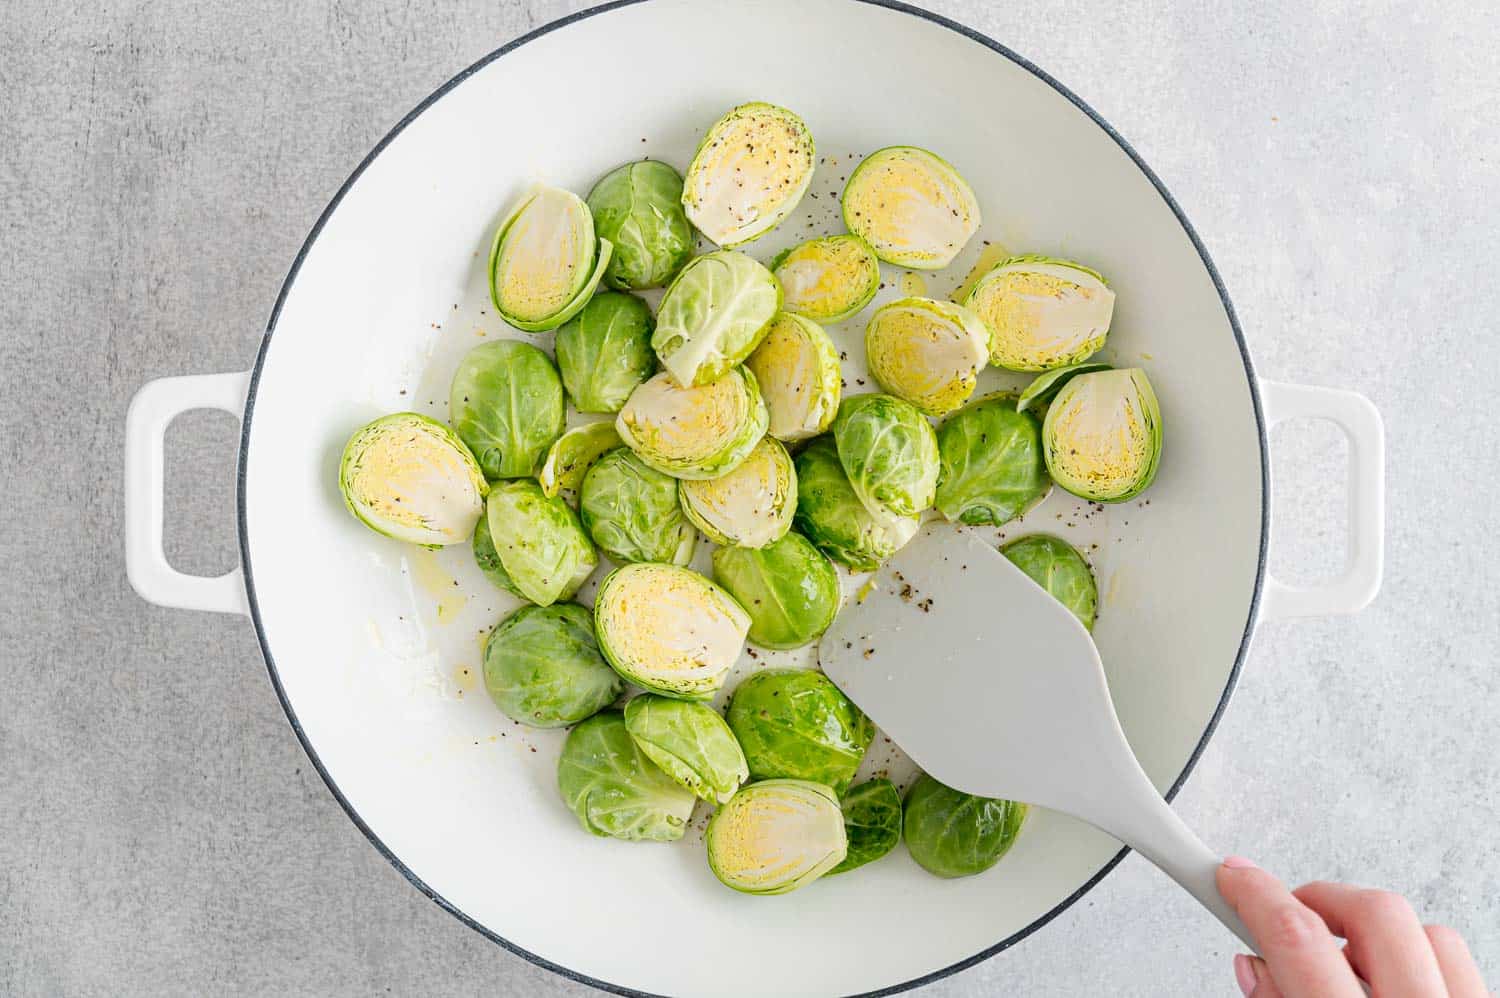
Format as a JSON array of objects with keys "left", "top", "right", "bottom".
[
  {"left": 934, "top": 393, "right": 1051, "bottom": 526},
  {"left": 588, "top": 160, "right": 695, "bottom": 290},
  {"left": 652, "top": 251, "right": 782, "bottom": 388},
  {"left": 557, "top": 711, "right": 696, "bottom": 841},
  {"left": 471, "top": 509, "right": 521, "bottom": 596},
  {"left": 623, "top": 695, "right": 748, "bottom": 803},
  {"left": 1001, "top": 534, "right": 1098, "bottom": 631},
  {"left": 483, "top": 603, "right": 622, "bottom": 727},
  {"left": 832, "top": 394, "right": 940, "bottom": 520},
  {"left": 705, "top": 779, "right": 846, "bottom": 894},
  {"left": 829, "top": 778, "right": 903, "bottom": 874},
  {"left": 484, "top": 480, "right": 597, "bottom": 606},
  {"left": 711, "top": 533, "right": 840, "bottom": 650},
  {"left": 338, "top": 412, "right": 487, "bottom": 546},
  {"left": 726, "top": 669, "right": 874, "bottom": 793},
  {"left": 1015, "top": 361, "right": 1112, "bottom": 415},
  {"left": 792, "top": 437, "right": 919, "bottom": 571},
  {"left": 580, "top": 448, "right": 697, "bottom": 566},
  {"left": 538, "top": 422, "right": 623, "bottom": 498},
  {"left": 903, "top": 774, "right": 1028, "bottom": 878},
  {"left": 449, "top": 340, "right": 566, "bottom": 480},
  {"left": 554, "top": 292, "right": 657, "bottom": 414}
]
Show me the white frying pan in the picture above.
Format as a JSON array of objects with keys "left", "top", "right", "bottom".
[{"left": 123, "top": 2, "right": 1384, "bottom": 994}]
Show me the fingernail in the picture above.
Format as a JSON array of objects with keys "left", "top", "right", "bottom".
[
  {"left": 1222, "top": 855, "right": 1257, "bottom": 870},
  {"left": 1233, "top": 954, "right": 1256, "bottom": 996}
]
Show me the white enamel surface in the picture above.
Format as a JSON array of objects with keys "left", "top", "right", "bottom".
[{"left": 237, "top": 1, "right": 1266, "bottom": 994}]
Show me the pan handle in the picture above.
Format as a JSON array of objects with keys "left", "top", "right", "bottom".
[
  {"left": 124, "top": 372, "right": 251, "bottom": 615},
  {"left": 1258, "top": 380, "right": 1385, "bottom": 620}
]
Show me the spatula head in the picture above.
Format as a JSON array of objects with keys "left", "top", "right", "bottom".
[{"left": 818, "top": 524, "right": 1139, "bottom": 816}]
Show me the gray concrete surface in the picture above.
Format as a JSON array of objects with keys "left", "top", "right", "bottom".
[{"left": 2, "top": 0, "right": 1496, "bottom": 994}]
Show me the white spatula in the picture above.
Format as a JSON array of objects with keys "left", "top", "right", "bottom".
[{"left": 819, "top": 523, "right": 1255, "bottom": 950}]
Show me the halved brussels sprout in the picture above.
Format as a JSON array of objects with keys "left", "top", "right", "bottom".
[
  {"left": 832, "top": 394, "right": 940, "bottom": 520},
  {"left": 580, "top": 448, "right": 697, "bottom": 566},
  {"left": 726, "top": 669, "right": 874, "bottom": 793},
  {"left": 712, "top": 533, "right": 839, "bottom": 650},
  {"left": 484, "top": 480, "right": 597, "bottom": 606},
  {"left": 903, "top": 774, "right": 1028, "bottom": 878},
  {"left": 865, "top": 297, "right": 991, "bottom": 417},
  {"left": 587, "top": 160, "right": 695, "bottom": 290},
  {"left": 841, "top": 146, "right": 980, "bottom": 269},
  {"left": 594, "top": 563, "right": 749, "bottom": 700},
  {"left": 615, "top": 368, "right": 768, "bottom": 480},
  {"left": 793, "top": 437, "right": 919, "bottom": 571},
  {"left": 488, "top": 185, "right": 612, "bottom": 332},
  {"left": 706, "top": 779, "right": 846, "bottom": 895},
  {"left": 1016, "top": 360, "right": 1112, "bottom": 414},
  {"left": 829, "top": 778, "right": 903, "bottom": 875},
  {"left": 623, "top": 695, "right": 748, "bottom": 804},
  {"left": 557, "top": 710, "right": 696, "bottom": 842},
  {"left": 471, "top": 508, "right": 521, "bottom": 597},
  {"left": 449, "top": 340, "right": 566, "bottom": 480},
  {"left": 338, "top": 413, "right": 487, "bottom": 546},
  {"left": 679, "top": 436, "right": 796, "bottom": 548},
  {"left": 554, "top": 292, "right": 656, "bottom": 414},
  {"left": 653, "top": 251, "right": 781, "bottom": 387},
  {"left": 771, "top": 234, "right": 881, "bottom": 323},
  {"left": 682, "top": 102, "right": 816, "bottom": 248},
  {"left": 743, "top": 312, "right": 841, "bottom": 442},
  {"left": 934, "top": 393, "right": 1050, "bottom": 526},
  {"left": 1002, "top": 534, "right": 1097, "bottom": 630},
  {"left": 538, "top": 421, "right": 622, "bottom": 497},
  {"left": 1042, "top": 367, "right": 1162, "bottom": 502},
  {"left": 965, "top": 255, "right": 1116, "bottom": 372},
  {"left": 483, "top": 603, "right": 623, "bottom": 727}
]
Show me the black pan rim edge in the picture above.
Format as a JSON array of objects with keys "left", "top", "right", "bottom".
[{"left": 234, "top": 2, "right": 1268, "bottom": 995}]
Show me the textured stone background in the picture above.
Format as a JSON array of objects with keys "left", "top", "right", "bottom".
[{"left": 2, "top": 1, "right": 1496, "bottom": 995}]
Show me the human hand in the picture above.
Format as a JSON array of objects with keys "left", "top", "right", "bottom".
[{"left": 1217, "top": 857, "right": 1488, "bottom": 997}]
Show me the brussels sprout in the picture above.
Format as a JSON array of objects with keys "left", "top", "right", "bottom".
[
  {"left": 488, "top": 185, "right": 612, "bottom": 332},
  {"left": 705, "top": 779, "right": 846, "bottom": 895},
  {"left": 934, "top": 393, "right": 1050, "bottom": 526},
  {"left": 482, "top": 603, "right": 623, "bottom": 727},
  {"left": 793, "top": 437, "right": 919, "bottom": 571},
  {"left": 771, "top": 234, "right": 881, "bottom": 323},
  {"left": 682, "top": 102, "right": 816, "bottom": 248},
  {"left": 471, "top": 508, "right": 521, "bottom": 597},
  {"left": 832, "top": 394, "right": 940, "bottom": 520},
  {"left": 338, "top": 413, "right": 487, "bottom": 546},
  {"left": 726, "top": 669, "right": 874, "bottom": 793},
  {"left": 594, "top": 563, "right": 750, "bottom": 700},
  {"left": 829, "top": 778, "right": 903, "bottom": 875},
  {"left": 587, "top": 160, "right": 695, "bottom": 290},
  {"left": 484, "top": 480, "right": 597, "bottom": 606},
  {"left": 554, "top": 292, "right": 656, "bottom": 414},
  {"left": 616, "top": 368, "right": 769, "bottom": 480},
  {"left": 965, "top": 255, "right": 1116, "bottom": 372},
  {"left": 557, "top": 710, "right": 697, "bottom": 841},
  {"left": 841, "top": 146, "right": 980, "bottom": 269},
  {"left": 1002, "top": 534, "right": 1097, "bottom": 630},
  {"left": 652, "top": 251, "right": 781, "bottom": 388},
  {"left": 712, "top": 533, "right": 839, "bottom": 650},
  {"left": 1043, "top": 367, "right": 1162, "bottom": 502},
  {"left": 865, "top": 297, "right": 991, "bottom": 417},
  {"left": 623, "top": 695, "right": 748, "bottom": 804},
  {"left": 744, "top": 312, "right": 841, "bottom": 442},
  {"left": 538, "top": 421, "right": 622, "bottom": 498},
  {"left": 449, "top": 340, "right": 566, "bottom": 480},
  {"left": 1015, "top": 361, "right": 1113, "bottom": 415},
  {"left": 580, "top": 448, "right": 697, "bottom": 566},
  {"left": 679, "top": 437, "right": 796, "bottom": 548},
  {"left": 903, "top": 774, "right": 1028, "bottom": 878}
]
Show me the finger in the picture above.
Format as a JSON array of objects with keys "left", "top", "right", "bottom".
[
  {"left": 1236, "top": 953, "right": 1285, "bottom": 998},
  {"left": 1294, "top": 882, "right": 1447, "bottom": 995},
  {"left": 1217, "top": 859, "right": 1364, "bottom": 998},
  {"left": 1425, "top": 924, "right": 1489, "bottom": 998}
]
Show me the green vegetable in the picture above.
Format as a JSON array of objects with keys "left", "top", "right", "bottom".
[
  {"left": 338, "top": 412, "right": 487, "bottom": 546},
  {"left": 1002, "top": 534, "right": 1098, "bottom": 630},
  {"left": 557, "top": 711, "right": 696, "bottom": 841},
  {"left": 841, "top": 146, "right": 979, "bottom": 269},
  {"left": 744, "top": 311, "right": 842, "bottom": 442},
  {"left": 538, "top": 421, "right": 622, "bottom": 497},
  {"left": 679, "top": 436, "right": 797, "bottom": 548},
  {"left": 934, "top": 393, "right": 1050, "bottom": 526},
  {"left": 483, "top": 480, "right": 597, "bottom": 606},
  {"left": 832, "top": 394, "right": 940, "bottom": 520},
  {"left": 965, "top": 255, "right": 1115, "bottom": 372},
  {"left": 712, "top": 533, "right": 839, "bottom": 650},
  {"left": 726, "top": 669, "right": 873, "bottom": 793},
  {"left": 903, "top": 774, "right": 1028, "bottom": 878},
  {"left": 482, "top": 603, "right": 622, "bottom": 727},
  {"left": 587, "top": 160, "right": 695, "bottom": 290},
  {"left": 793, "top": 437, "right": 918, "bottom": 571},
  {"left": 580, "top": 448, "right": 696, "bottom": 566},
  {"left": 554, "top": 292, "right": 656, "bottom": 414},
  {"left": 488, "top": 185, "right": 612, "bottom": 332},
  {"left": 771, "top": 235, "right": 881, "bottom": 323},
  {"left": 706, "top": 779, "right": 846, "bottom": 894},
  {"left": 682, "top": 102, "right": 815, "bottom": 247},
  {"left": 865, "top": 297, "right": 991, "bottom": 417},
  {"left": 449, "top": 340, "right": 566, "bottom": 480},
  {"left": 623, "top": 695, "right": 748, "bottom": 803},
  {"left": 1042, "top": 367, "right": 1162, "bottom": 502},
  {"left": 615, "top": 368, "right": 768, "bottom": 480},
  {"left": 1015, "top": 361, "right": 1112, "bottom": 415},
  {"left": 829, "top": 778, "right": 903, "bottom": 875},
  {"left": 652, "top": 251, "right": 781, "bottom": 387},
  {"left": 471, "top": 508, "right": 521, "bottom": 597}
]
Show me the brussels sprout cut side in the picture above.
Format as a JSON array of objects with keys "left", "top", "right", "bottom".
[
  {"left": 557, "top": 711, "right": 697, "bottom": 842},
  {"left": 679, "top": 436, "right": 797, "bottom": 549},
  {"left": 1002, "top": 534, "right": 1098, "bottom": 631},
  {"left": 338, "top": 413, "right": 487, "bottom": 546},
  {"left": 829, "top": 778, "right": 903, "bottom": 875},
  {"left": 449, "top": 340, "right": 566, "bottom": 481},
  {"left": 744, "top": 312, "right": 841, "bottom": 443},
  {"left": 934, "top": 393, "right": 1050, "bottom": 527},
  {"left": 623, "top": 695, "right": 748, "bottom": 804},
  {"left": 483, "top": 603, "right": 623, "bottom": 728},
  {"left": 488, "top": 185, "right": 612, "bottom": 332},
  {"left": 538, "top": 421, "right": 622, "bottom": 498},
  {"left": 832, "top": 393, "right": 941, "bottom": 521},
  {"left": 616, "top": 368, "right": 768, "bottom": 480},
  {"left": 580, "top": 448, "right": 697, "bottom": 566},
  {"left": 653, "top": 250, "right": 781, "bottom": 388},
  {"left": 771, "top": 234, "right": 881, "bottom": 323},
  {"left": 966, "top": 255, "right": 1116, "bottom": 372},
  {"left": 865, "top": 297, "right": 991, "bottom": 417},
  {"left": 594, "top": 563, "right": 750, "bottom": 700},
  {"left": 903, "top": 774, "right": 1028, "bottom": 878},
  {"left": 712, "top": 533, "right": 839, "bottom": 650},
  {"left": 706, "top": 779, "right": 846, "bottom": 895},
  {"left": 483, "top": 480, "right": 597, "bottom": 607},
  {"left": 1043, "top": 367, "right": 1162, "bottom": 502},
  {"left": 682, "top": 102, "right": 816, "bottom": 248},
  {"left": 554, "top": 292, "right": 656, "bottom": 415},
  {"left": 842, "top": 146, "right": 980, "bottom": 269},
  {"left": 793, "top": 437, "right": 919, "bottom": 572},
  {"left": 587, "top": 160, "right": 695, "bottom": 290},
  {"left": 726, "top": 669, "right": 874, "bottom": 793}
]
